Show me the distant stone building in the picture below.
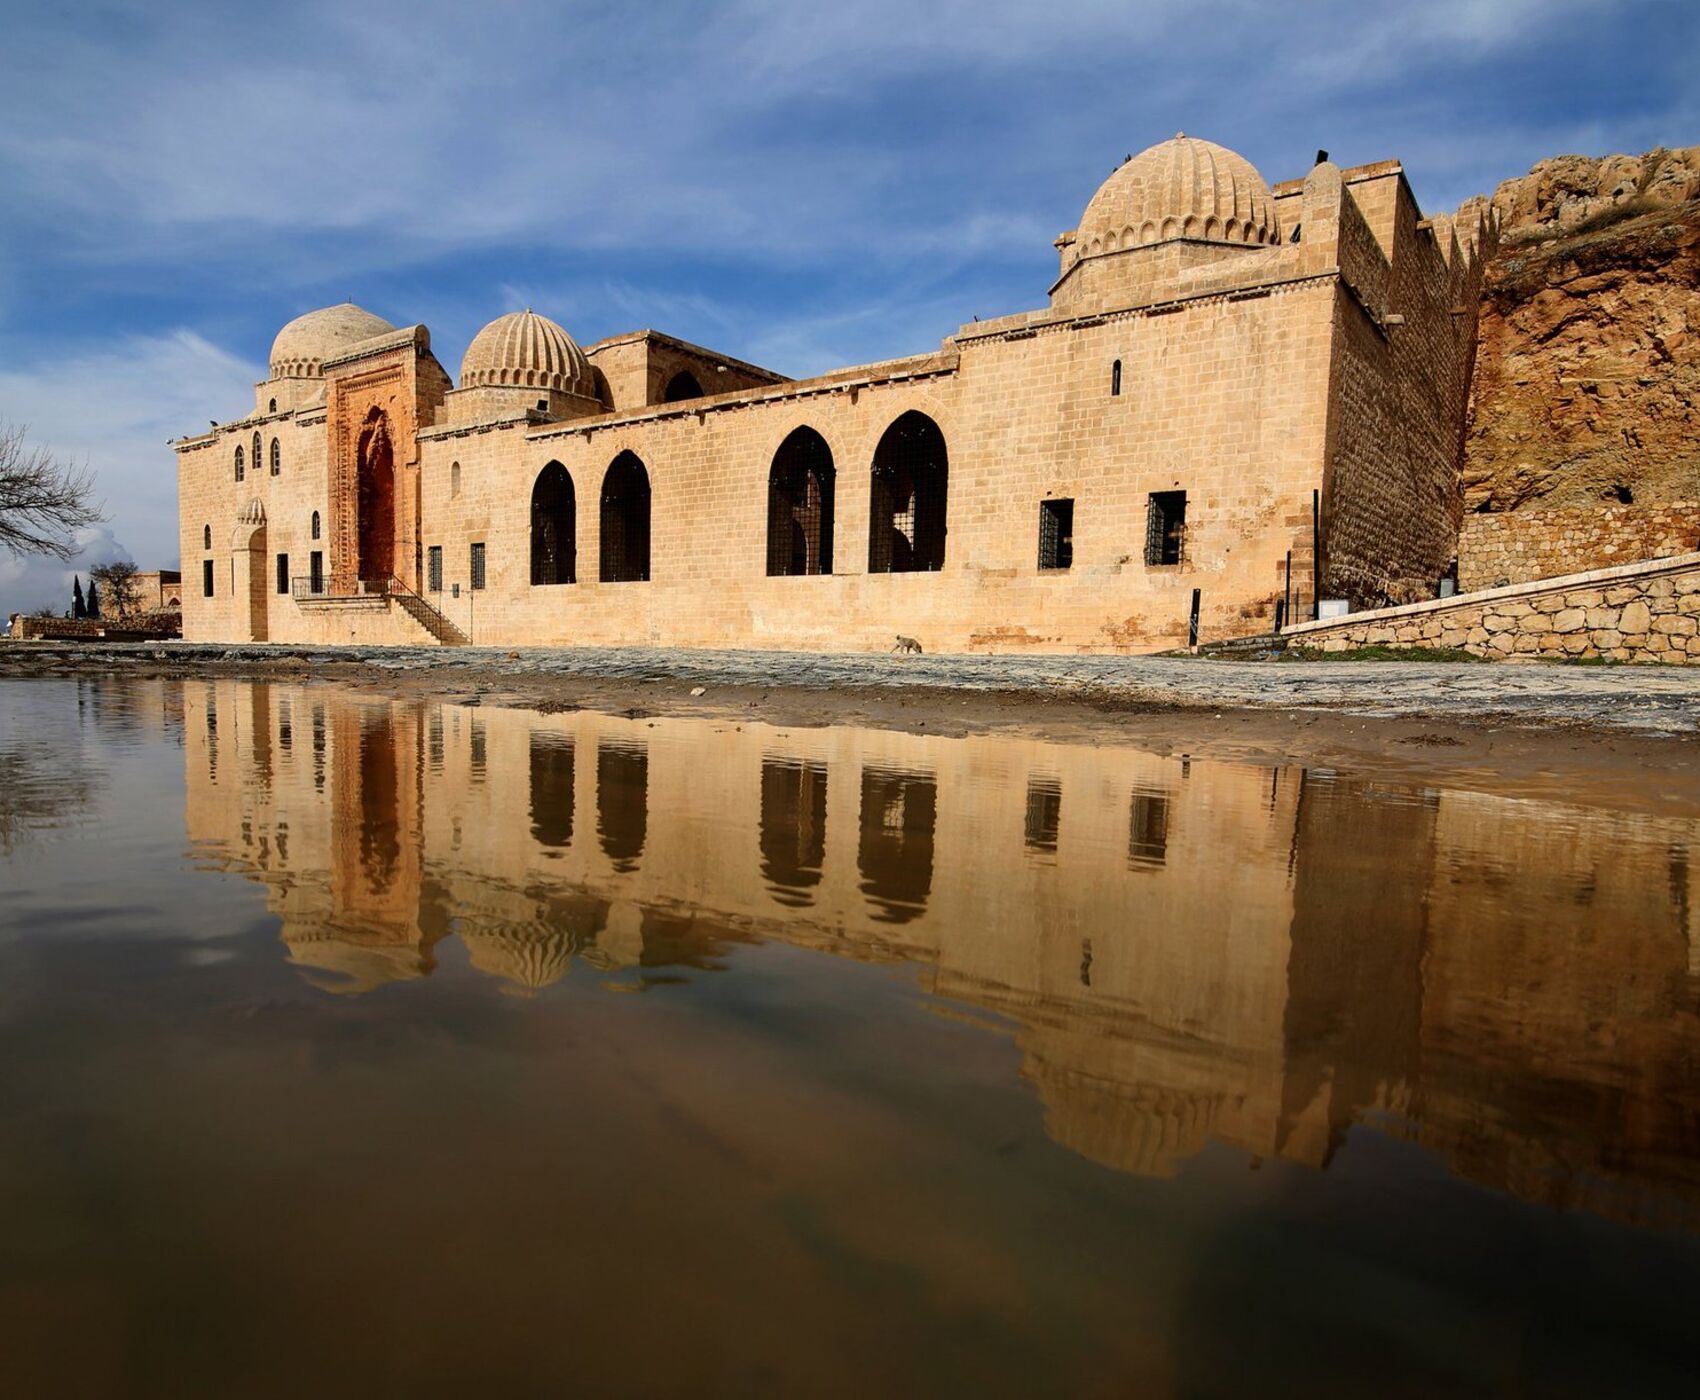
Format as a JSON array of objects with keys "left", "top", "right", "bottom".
[{"left": 176, "top": 135, "right": 1493, "bottom": 652}]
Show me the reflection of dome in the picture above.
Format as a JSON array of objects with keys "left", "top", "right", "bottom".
[
  {"left": 269, "top": 303, "right": 396, "bottom": 378},
  {"left": 460, "top": 310, "right": 595, "bottom": 397},
  {"left": 462, "top": 926, "right": 576, "bottom": 990},
  {"left": 1074, "top": 134, "right": 1281, "bottom": 257}
]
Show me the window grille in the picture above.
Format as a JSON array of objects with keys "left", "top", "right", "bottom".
[
  {"left": 427, "top": 546, "right": 443, "bottom": 593},
  {"left": 1038, "top": 498, "right": 1074, "bottom": 570},
  {"left": 767, "top": 428, "right": 835, "bottom": 576},
  {"left": 234, "top": 446, "right": 244, "bottom": 482},
  {"left": 530, "top": 462, "right": 576, "bottom": 585},
  {"left": 868, "top": 412, "right": 948, "bottom": 574},
  {"left": 470, "top": 541, "right": 487, "bottom": 591},
  {"left": 270, "top": 438, "right": 281, "bottom": 476},
  {"left": 599, "top": 453, "right": 651, "bottom": 582},
  {"left": 1145, "top": 491, "right": 1186, "bottom": 566}
]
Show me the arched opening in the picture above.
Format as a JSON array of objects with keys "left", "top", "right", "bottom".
[
  {"left": 202, "top": 524, "right": 212, "bottom": 550},
  {"left": 451, "top": 461, "right": 462, "bottom": 498},
  {"left": 597, "top": 741, "right": 647, "bottom": 871},
  {"left": 252, "top": 432, "right": 263, "bottom": 475},
  {"left": 599, "top": 451, "right": 651, "bottom": 582},
  {"left": 310, "top": 510, "right": 321, "bottom": 540},
  {"left": 1111, "top": 359, "right": 1122, "bottom": 396},
  {"left": 761, "top": 757, "right": 828, "bottom": 906},
  {"left": 766, "top": 427, "right": 835, "bottom": 576},
  {"left": 270, "top": 438, "right": 281, "bottom": 476},
  {"left": 530, "top": 461, "right": 576, "bottom": 585},
  {"left": 268, "top": 397, "right": 277, "bottom": 413},
  {"left": 529, "top": 732, "right": 575, "bottom": 849},
  {"left": 868, "top": 411, "right": 948, "bottom": 573},
  {"left": 662, "top": 369, "right": 703, "bottom": 403},
  {"left": 857, "top": 765, "right": 936, "bottom": 923},
  {"left": 234, "top": 445, "right": 245, "bottom": 482},
  {"left": 356, "top": 407, "right": 395, "bottom": 582}
]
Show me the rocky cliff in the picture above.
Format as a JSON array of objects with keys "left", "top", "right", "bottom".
[{"left": 1463, "top": 146, "right": 1700, "bottom": 511}]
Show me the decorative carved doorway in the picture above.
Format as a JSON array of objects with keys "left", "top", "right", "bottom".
[{"left": 357, "top": 409, "right": 395, "bottom": 582}]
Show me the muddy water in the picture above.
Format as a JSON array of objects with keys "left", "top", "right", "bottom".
[{"left": 2, "top": 675, "right": 1698, "bottom": 1397}]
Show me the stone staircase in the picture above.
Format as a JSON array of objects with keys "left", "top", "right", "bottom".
[{"left": 388, "top": 583, "right": 469, "bottom": 646}]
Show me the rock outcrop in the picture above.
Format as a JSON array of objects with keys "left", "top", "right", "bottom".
[{"left": 1463, "top": 146, "right": 1700, "bottom": 512}]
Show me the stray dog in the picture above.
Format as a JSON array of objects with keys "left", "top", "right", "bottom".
[{"left": 892, "top": 635, "right": 923, "bottom": 655}]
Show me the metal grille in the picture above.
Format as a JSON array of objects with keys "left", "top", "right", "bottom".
[
  {"left": 1145, "top": 491, "right": 1186, "bottom": 566},
  {"left": 868, "top": 413, "right": 948, "bottom": 573},
  {"left": 1024, "top": 777, "right": 1062, "bottom": 852},
  {"left": 600, "top": 453, "right": 651, "bottom": 582},
  {"left": 597, "top": 741, "right": 648, "bottom": 871},
  {"left": 470, "top": 542, "right": 486, "bottom": 591},
  {"left": 767, "top": 428, "right": 835, "bottom": 576},
  {"left": 530, "top": 462, "right": 576, "bottom": 585},
  {"left": 1038, "top": 498, "right": 1074, "bottom": 570},
  {"left": 857, "top": 766, "right": 936, "bottom": 923},
  {"left": 427, "top": 546, "right": 442, "bottom": 593},
  {"left": 760, "top": 758, "right": 828, "bottom": 903}
]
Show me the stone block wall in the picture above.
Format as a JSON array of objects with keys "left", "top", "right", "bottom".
[
  {"left": 1459, "top": 503, "right": 1700, "bottom": 590},
  {"left": 1285, "top": 552, "right": 1700, "bottom": 662}
]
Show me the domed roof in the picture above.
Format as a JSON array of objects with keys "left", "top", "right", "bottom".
[
  {"left": 460, "top": 309, "right": 594, "bottom": 396},
  {"left": 269, "top": 303, "right": 396, "bottom": 378},
  {"left": 1075, "top": 135, "right": 1281, "bottom": 258}
]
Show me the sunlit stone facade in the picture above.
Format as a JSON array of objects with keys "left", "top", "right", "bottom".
[{"left": 176, "top": 136, "right": 1493, "bottom": 653}]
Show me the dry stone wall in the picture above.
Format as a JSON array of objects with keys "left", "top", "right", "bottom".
[
  {"left": 1286, "top": 552, "right": 1700, "bottom": 663},
  {"left": 1459, "top": 502, "right": 1700, "bottom": 590}
]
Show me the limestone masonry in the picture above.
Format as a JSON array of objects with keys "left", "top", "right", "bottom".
[{"left": 177, "top": 135, "right": 1492, "bottom": 652}]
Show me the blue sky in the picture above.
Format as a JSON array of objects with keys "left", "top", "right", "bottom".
[{"left": 1, "top": 0, "right": 1695, "bottom": 616}]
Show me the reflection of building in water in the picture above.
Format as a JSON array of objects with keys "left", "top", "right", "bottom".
[{"left": 181, "top": 682, "right": 1700, "bottom": 1228}]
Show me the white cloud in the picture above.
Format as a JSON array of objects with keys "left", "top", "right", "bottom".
[
  {"left": 0, "top": 524, "right": 132, "bottom": 625},
  {"left": 0, "top": 330, "right": 260, "bottom": 613}
]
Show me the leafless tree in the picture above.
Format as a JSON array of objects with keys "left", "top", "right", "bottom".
[
  {"left": 90, "top": 560, "right": 141, "bottom": 618},
  {"left": 0, "top": 421, "right": 105, "bottom": 559}
]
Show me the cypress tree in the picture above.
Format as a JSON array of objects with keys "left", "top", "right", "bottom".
[
  {"left": 86, "top": 578, "right": 100, "bottom": 618},
  {"left": 72, "top": 575, "right": 86, "bottom": 619}
]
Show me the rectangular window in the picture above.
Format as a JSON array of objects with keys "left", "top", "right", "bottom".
[
  {"left": 470, "top": 542, "right": 487, "bottom": 591},
  {"left": 1038, "top": 498, "right": 1074, "bottom": 571},
  {"left": 1145, "top": 491, "right": 1186, "bottom": 566},
  {"left": 427, "top": 545, "right": 443, "bottom": 593},
  {"left": 202, "top": 559, "right": 214, "bottom": 598},
  {"left": 309, "top": 551, "right": 323, "bottom": 595},
  {"left": 276, "top": 552, "right": 289, "bottom": 595}
]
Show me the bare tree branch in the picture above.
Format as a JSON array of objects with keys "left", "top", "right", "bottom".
[
  {"left": 0, "top": 421, "right": 107, "bottom": 560},
  {"left": 89, "top": 560, "right": 141, "bottom": 618}
]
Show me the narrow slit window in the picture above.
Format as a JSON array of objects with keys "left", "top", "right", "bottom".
[
  {"left": 270, "top": 438, "right": 281, "bottom": 476},
  {"left": 1038, "top": 498, "right": 1074, "bottom": 570},
  {"left": 275, "top": 552, "right": 289, "bottom": 595},
  {"left": 202, "top": 559, "right": 214, "bottom": 597},
  {"left": 1145, "top": 491, "right": 1186, "bottom": 566},
  {"left": 470, "top": 541, "right": 487, "bottom": 591},
  {"left": 234, "top": 445, "right": 244, "bottom": 482},
  {"left": 309, "top": 551, "right": 323, "bottom": 595},
  {"left": 310, "top": 511, "right": 321, "bottom": 541},
  {"left": 1111, "top": 360, "right": 1122, "bottom": 396}
]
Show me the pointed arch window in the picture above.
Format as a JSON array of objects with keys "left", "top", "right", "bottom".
[
  {"left": 234, "top": 445, "right": 245, "bottom": 482},
  {"left": 311, "top": 510, "right": 321, "bottom": 541},
  {"left": 270, "top": 438, "right": 281, "bottom": 476},
  {"left": 531, "top": 462, "right": 576, "bottom": 585},
  {"left": 599, "top": 452, "right": 651, "bottom": 583},
  {"left": 767, "top": 427, "right": 835, "bottom": 576},
  {"left": 203, "top": 524, "right": 212, "bottom": 550},
  {"left": 868, "top": 412, "right": 948, "bottom": 573}
]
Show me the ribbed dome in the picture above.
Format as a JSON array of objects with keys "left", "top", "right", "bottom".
[
  {"left": 269, "top": 303, "right": 396, "bottom": 378},
  {"left": 460, "top": 310, "right": 595, "bottom": 396},
  {"left": 1075, "top": 135, "right": 1281, "bottom": 258}
]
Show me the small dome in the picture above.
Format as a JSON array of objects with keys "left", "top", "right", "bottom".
[
  {"left": 460, "top": 310, "right": 595, "bottom": 397},
  {"left": 1075, "top": 135, "right": 1281, "bottom": 258},
  {"left": 269, "top": 303, "right": 396, "bottom": 378}
]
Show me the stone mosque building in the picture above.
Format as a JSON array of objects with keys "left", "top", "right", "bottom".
[{"left": 175, "top": 135, "right": 1494, "bottom": 652}]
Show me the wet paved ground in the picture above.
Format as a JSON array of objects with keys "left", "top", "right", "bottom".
[{"left": 8, "top": 641, "right": 1700, "bottom": 736}]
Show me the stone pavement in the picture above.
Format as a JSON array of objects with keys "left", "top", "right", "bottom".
[{"left": 9, "top": 642, "right": 1700, "bottom": 737}]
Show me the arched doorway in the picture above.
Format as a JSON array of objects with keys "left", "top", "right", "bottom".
[
  {"left": 662, "top": 370, "right": 703, "bottom": 403},
  {"left": 868, "top": 411, "right": 948, "bottom": 573},
  {"left": 767, "top": 427, "right": 835, "bottom": 576},
  {"left": 531, "top": 461, "right": 576, "bottom": 585},
  {"left": 356, "top": 407, "right": 395, "bottom": 582},
  {"left": 600, "top": 451, "right": 651, "bottom": 582}
]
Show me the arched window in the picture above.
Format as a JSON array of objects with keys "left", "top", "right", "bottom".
[
  {"left": 599, "top": 451, "right": 651, "bottom": 582},
  {"left": 662, "top": 369, "right": 703, "bottom": 403},
  {"left": 450, "top": 461, "right": 462, "bottom": 498},
  {"left": 529, "top": 732, "right": 575, "bottom": 849},
  {"left": 868, "top": 411, "right": 948, "bottom": 573},
  {"left": 311, "top": 510, "right": 321, "bottom": 541},
  {"left": 270, "top": 438, "right": 281, "bottom": 476},
  {"left": 268, "top": 397, "right": 277, "bottom": 413},
  {"left": 252, "top": 432, "right": 263, "bottom": 476},
  {"left": 203, "top": 524, "right": 212, "bottom": 550},
  {"left": 234, "top": 445, "right": 245, "bottom": 482},
  {"left": 1111, "top": 360, "right": 1122, "bottom": 396},
  {"left": 530, "top": 461, "right": 576, "bottom": 586},
  {"left": 767, "top": 427, "right": 834, "bottom": 576}
]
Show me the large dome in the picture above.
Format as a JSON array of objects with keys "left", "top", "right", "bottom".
[
  {"left": 269, "top": 303, "right": 396, "bottom": 378},
  {"left": 460, "top": 309, "right": 595, "bottom": 397},
  {"left": 1074, "top": 135, "right": 1281, "bottom": 258}
]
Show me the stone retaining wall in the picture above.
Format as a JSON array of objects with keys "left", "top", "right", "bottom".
[
  {"left": 1285, "top": 551, "right": 1700, "bottom": 663},
  {"left": 1458, "top": 503, "right": 1700, "bottom": 591}
]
